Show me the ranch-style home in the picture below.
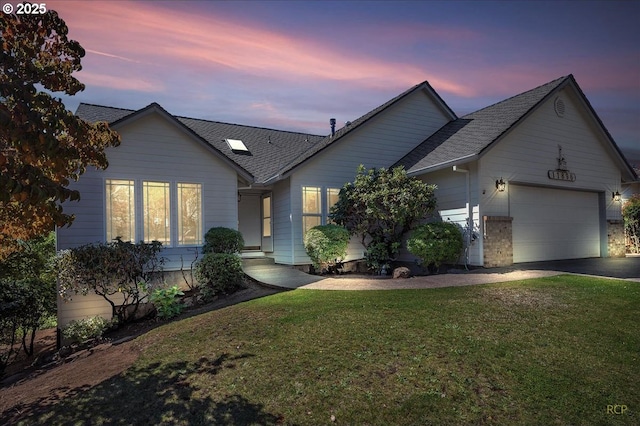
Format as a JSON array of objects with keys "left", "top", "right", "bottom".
[{"left": 56, "top": 74, "right": 638, "bottom": 326}]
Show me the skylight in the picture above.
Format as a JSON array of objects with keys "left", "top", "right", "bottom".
[{"left": 225, "top": 138, "right": 249, "bottom": 152}]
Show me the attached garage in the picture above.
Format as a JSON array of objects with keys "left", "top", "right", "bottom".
[{"left": 510, "top": 185, "right": 601, "bottom": 263}]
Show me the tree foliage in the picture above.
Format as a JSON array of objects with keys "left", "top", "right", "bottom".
[
  {"left": 0, "top": 232, "right": 57, "bottom": 375},
  {"left": 622, "top": 194, "right": 640, "bottom": 253},
  {"left": 330, "top": 165, "right": 437, "bottom": 271},
  {"left": 0, "top": 9, "right": 121, "bottom": 259}
]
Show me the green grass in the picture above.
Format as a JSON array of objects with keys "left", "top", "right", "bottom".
[{"left": 17, "top": 275, "right": 640, "bottom": 425}]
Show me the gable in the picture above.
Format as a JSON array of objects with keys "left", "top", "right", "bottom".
[
  {"left": 290, "top": 85, "right": 455, "bottom": 184},
  {"left": 272, "top": 81, "right": 457, "bottom": 180},
  {"left": 396, "top": 75, "right": 636, "bottom": 183},
  {"left": 480, "top": 85, "right": 622, "bottom": 190}
]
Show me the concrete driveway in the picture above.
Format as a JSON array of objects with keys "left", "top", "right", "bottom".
[{"left": 502, "top": 256, "right": 640, "bottom": 280}]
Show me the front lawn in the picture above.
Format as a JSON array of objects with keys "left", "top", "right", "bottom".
[{"left": 18, "top": 275, "right": 640, "bottom": 425}]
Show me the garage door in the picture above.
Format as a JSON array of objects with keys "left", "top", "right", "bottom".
[{"left": 510, "top": 185, "right": 600, "bottom": 263}]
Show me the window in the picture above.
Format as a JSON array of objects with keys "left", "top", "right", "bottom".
[
  {"left": 143, "top": 181, "right": 171, "bottom": 244},
  {"left": 262, "top": 195, "right": 272, "bottom": 238},
  {"left": 327, "top": 188, "right": 340, "bottom": 223},
  {"left": 177, "top": 183, "right": 202, "bottom": 245},
  {"left": 105, "top": 180, "right": 204, "bottom": 246},
  {"left": 302, "top": 186, "right": 322, "bottom": 237},
  {"left": 105, "top": 179, "right": 135, "bottom": 242}
]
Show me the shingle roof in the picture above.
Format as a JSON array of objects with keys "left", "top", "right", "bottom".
[
  {"left": 76, "top": 103, "right": 323, "bottom": 184},
  {"left": 395, "top": 75, "right": 570, "bottom": 173},
  {"left": 273, "top": 80, "right": 457, "bottom": 178}
]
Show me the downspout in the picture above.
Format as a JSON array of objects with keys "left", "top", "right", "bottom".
[{"left": 453, "top": 165, "right": 471, "bottom": 269}]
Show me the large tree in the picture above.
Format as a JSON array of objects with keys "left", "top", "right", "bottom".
[
  {"left": 0, "top": 9, "right": 120, "bottom": 259},
  {"left": 330, "top": 165, "right": 437, "bottom": 272}
]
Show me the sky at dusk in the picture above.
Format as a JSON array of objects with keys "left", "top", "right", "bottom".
[{"left": 41, "top": 0, "right": 640, "bottom": 156}]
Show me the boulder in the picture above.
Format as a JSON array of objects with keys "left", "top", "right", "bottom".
[{"left": 392, "top": 267, "right": 411, "bottom": 279}]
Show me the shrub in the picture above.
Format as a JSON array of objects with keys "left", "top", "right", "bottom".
[
  {"left": 194, "top": 253, "right": 243, "bottom": 298},
  {"left": 203, "top": 227, "right": 244, "bottom": 254},
  {"left": 303, "top": 224, "right": 350, "bottom": 273},
  {"left": 622, "top": 194, "right": 640, "bottom": 253},
  {"left": 57, "top": 238, "right": 165, "bottom": 326},
  {"left": 407, "top": 222, "right": 464, "bottom": 271},
  {"left": 150, "top": 285, "right": 185, "bottom": 320},
  {"left": 62, "top": 316, "right": 112, "bottom": 344}
]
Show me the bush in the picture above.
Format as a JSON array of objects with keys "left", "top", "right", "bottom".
[
  {"left": 407, "top": 222, "right": 464, "bottom": 271},
  {"left": 194, "top": 253, "right": 243, "bottom": 298},
  {"left": 62, "top": 316, "right": 112, "bottom": 344},
  {"left": 303, "top": 224, "right": 350, "bottom": 273},
  {"left": 57, "top": 238, "right": 165, "bottom": 326},
  {"left": 150, "top": 285, "right": 185, "bottom": 319},
  {"left": 203, "top": 227, "right": 244, "bottom": 254}
]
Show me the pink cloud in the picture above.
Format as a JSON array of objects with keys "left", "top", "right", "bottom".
[
  {"left": 78, "top": 71, "right": 164, "bottom": 93},
  {"left": 50, "top": 1, "right": 474, "bottom": 97}
]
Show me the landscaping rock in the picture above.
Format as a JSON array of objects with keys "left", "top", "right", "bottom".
[{"left": 392, "top": 267, "right": 411, "bottom": 279}]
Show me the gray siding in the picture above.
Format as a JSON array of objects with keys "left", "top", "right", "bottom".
[
  {"left": 57, "top": 112, "right": 239, "bottom": 326},
  {"left": 272, "top": 178, "right": 293, "bottom": 264},
  {"left": 289, "top": 89, "right": 451, "bottom": 264}
]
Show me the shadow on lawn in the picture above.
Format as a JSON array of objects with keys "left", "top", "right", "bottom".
[{"left": 2, "top": 353, "right": 284, "bottom": 425}]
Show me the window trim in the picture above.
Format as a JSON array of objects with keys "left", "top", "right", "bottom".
[
  {"left": 177, "top": 182, "right": 203, "bottom": 247},
  {"left": 104, "top": 179, "right": 204, "bottom": 248}
]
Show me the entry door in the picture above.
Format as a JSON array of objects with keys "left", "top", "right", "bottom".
[{"left": 261, "top": 193, "right": 273, "bottom": 252}]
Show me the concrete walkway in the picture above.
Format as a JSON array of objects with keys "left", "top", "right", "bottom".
[
  {"left": 242, "top": 258, "right": 326, "bottom": 289},
  {"left": 243, "top": 256, "right": 640, "bottom": 291}
]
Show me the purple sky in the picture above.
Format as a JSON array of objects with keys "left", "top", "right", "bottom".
[{"left": 44, "top": 0, "right": 639, "bottom": 156}]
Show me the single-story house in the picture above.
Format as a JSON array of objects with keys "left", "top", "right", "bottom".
[{"left": 56, "top": 74, "right": 638, "bottom": 326}]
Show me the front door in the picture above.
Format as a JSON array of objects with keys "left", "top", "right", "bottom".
[{"left": 261, "top": 193, "right": 273, "bottom": 252}]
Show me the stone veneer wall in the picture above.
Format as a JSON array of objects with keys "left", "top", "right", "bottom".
[
  {"left": 607, "top": 219, "right": 626, "bottom": 257},
  {"left": 483, "top": 216, "right": 513, "bottom": 267}
]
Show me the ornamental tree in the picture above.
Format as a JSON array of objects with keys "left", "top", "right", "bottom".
[
  {"left": 330, "top": 165, "right": 437, "bottom": 272},
  {"left": 0, "top": 9, "right": 121, "bottom": 259},
  {"left": 622, "top": 194, "right": 640, "bottom": 253}
]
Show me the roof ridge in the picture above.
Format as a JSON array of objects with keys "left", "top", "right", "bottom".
[
  {"left": 176, "top": 115, "right": 322, "bottom": 138},
  {"left": 463, "top": 75, "right": 570, "bottom": 118},
  {"left": 77, "top": 102, "right": 136, "bottom": 113}
]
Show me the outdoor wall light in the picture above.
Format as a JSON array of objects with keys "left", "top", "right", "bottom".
[
  {"left": 612, "top": 191, "right": 621, "bottom": 202},
  {"left": 495, "top": 178, "right": 506, "bottom": 192},
  {"left": 237, "top": 192, "right": 242, "bottom": 202}
]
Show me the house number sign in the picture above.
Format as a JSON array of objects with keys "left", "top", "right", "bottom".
[{"left": 547, "top": 145, "right": 576, "bottom": 182}]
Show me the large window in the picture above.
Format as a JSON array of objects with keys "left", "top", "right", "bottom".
[
  {"left": 143, "top": 181, "right": 171, "bottom": 244},
  {"left": 302, "top": 186, "right": 322, "bottom": 237},
  {"left": 105, "top": 179, "right": 135, "bottom": 242},
  {"left": 177, "top": 183, "right": 203, "bottom": 245},
  {"left": 105, "top": 180, "right": 203, "bottom": 246}
]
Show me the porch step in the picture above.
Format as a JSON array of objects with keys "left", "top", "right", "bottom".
[{"left": 242, "top": 257, "right": 275, "bottom": 267}]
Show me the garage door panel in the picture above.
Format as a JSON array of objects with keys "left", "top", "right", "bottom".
[{"left": 511, "top": 186, "right": 600, "bottom": 263}]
